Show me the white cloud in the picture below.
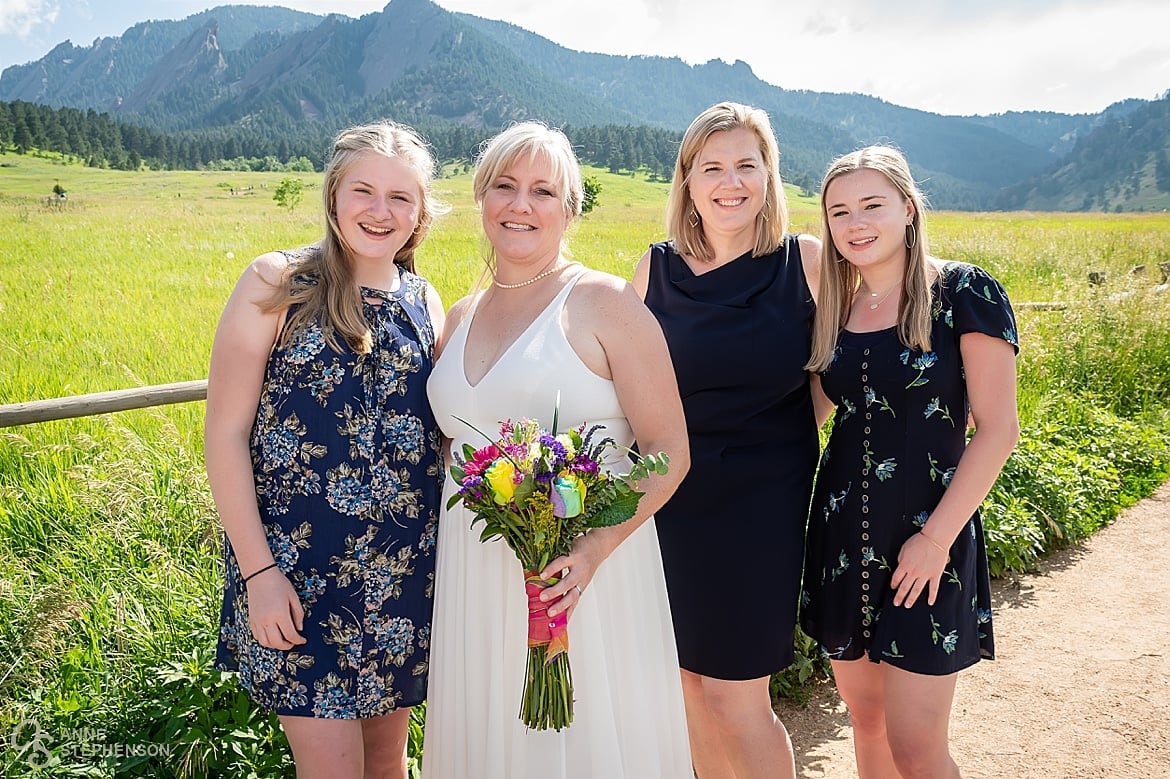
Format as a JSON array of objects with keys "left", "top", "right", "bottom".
[
  {"left": 2, "top": 0, "right": 1165, "bottom": 115},
  {"left": 0, "top": 0, "right": 59, "bottom": 37},
  {"left": 710, "top": 0, "right": 1170, "bottom": 114}
]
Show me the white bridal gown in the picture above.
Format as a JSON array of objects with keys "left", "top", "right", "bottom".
[{"left": 422, "top": 272, "right": 692, "bottom": 779}]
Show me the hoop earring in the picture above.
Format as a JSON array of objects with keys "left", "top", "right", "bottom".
[
  {"left": 688, "top": 208, "right": 700, "bottom": 229},
  {"left": 760, "top": 195, "right": 770, "bottom": 222},
  {"left": 905, "top": 223, "right": 918, "bottom": 250}
]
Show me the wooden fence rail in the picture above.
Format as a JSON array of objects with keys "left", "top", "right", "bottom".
[
  {"left": 2, "top": 265, "right": 1165, "bottom": 429},
  {"left": 0, "top": 380, "right": 207, "bottom": 428}
]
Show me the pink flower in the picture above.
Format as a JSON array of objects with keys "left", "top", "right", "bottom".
[{"left": 462, "top": 444, "right": 502, "bottom": 477}]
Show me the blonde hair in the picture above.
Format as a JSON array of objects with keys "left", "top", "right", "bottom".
[
  {"left": 807, "top": 145, "right": 933, "bottom": 372},
  {"left": 265, "top": 121, "right": 447, "bottom": 354},
  {"left": 471, "top": 121, "right": 583, "bottom": 276},
  {"left": 665, "top": 101, "right": 788, "bottom": 262}
]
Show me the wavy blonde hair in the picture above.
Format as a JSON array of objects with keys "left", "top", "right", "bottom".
[
  {"left": 807, "top": 145, "right": 933, "bottom": 372},
  {"left": 265, "top": 121, "right": 447, "bottom": 354},
  {"left": 665, "top": 101, "right": 788, "bottom": 262}
]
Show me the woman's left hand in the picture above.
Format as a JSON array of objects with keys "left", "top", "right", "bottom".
[
  {"left": 538, "top": 530, "right": 611, "bottom": 620},
  {"left": 890, "top": 532, "right": 950, "bottom": 608}
]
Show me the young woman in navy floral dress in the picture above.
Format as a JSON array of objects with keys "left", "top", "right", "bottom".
[
  {"left": 801, "top": 146, "right": 1020, "bottom": 778},
  {"left": 206, "top": 122, "right": 447, "bottom": 778}
]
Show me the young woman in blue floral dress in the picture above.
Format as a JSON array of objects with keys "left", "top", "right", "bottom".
[
  {"left": 801, "top": 146, "right": 1020, "bottom": 778},
  {"left": 206, "top": 122, "right": 447, "bottom": 778}
]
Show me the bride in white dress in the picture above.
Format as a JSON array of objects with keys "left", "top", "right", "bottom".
[{"left": 422, "top": 122, "right": 694, "bottom": 779}]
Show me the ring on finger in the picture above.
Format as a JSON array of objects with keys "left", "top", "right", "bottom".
[{"left": 574, "top": 584, "right": 583, "bottom": 595}]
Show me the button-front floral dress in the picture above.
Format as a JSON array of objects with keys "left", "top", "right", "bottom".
[
  {"left": 801, "top": 261, "right": 1018, "bottom": 675},
  {"left": 216, "top": 253, "right": 442, "bottom": 717}
]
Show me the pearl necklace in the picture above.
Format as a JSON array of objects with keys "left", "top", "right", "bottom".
[
  {"left": 861, "top": 279, "right": 902, "bottom": 310},
  {"left": 493, "top": 262, "right": 563, "bottom": 289}
]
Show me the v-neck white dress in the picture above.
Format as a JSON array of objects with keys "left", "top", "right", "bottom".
[{"left": 422, "top": 274, "right": 692, "bottom": 778}]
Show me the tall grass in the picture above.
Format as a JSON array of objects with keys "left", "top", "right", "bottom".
[{"left": 2, "top": 151, "right": 1169, "bottom": 775}]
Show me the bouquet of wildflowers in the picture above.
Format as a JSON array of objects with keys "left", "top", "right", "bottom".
[{"left": 447, "top": 410, "right": 669, "bottom": 731}]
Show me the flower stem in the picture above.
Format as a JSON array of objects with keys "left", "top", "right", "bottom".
[{"left": 519, "top": 647, "right": 574, "bottom": 730}]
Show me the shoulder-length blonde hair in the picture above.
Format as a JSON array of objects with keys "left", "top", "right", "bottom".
[
  {"left": 265, "top": 120, "right": 447, "bottom": 354},
  {"left": 665, "top": 101, "right": 788, "bottom": 262},
  {"left": 471, "top": 121, "right": 583, "bottom": 277},
  {"left": 807, "top": 145, "right": 933, "bottom": 372}
]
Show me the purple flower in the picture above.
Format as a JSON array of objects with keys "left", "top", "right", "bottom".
[
  {"left": 459, "top": 475, "right": 484, "bottom": 495},
  {"left": 540, "top": 434, "right": 568, "bottom": 464},
  {"left": 572, "top": 457, "right": 600, "bottom": 475}
]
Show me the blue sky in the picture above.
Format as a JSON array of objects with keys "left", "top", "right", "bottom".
[{"left": 2, "top": 0, "right": 1168, "bottom": 116}]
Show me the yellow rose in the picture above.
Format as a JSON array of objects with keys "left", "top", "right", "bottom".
[{"left": 485, "top": 459, "right": 517, "bottom": 504}]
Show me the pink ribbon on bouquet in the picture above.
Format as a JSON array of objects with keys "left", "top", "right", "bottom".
[{"left": 524, "top": 572, "right": 570, "bottom": 663}]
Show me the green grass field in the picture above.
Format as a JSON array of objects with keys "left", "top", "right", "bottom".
[{"left": 2, "top": 150, "right": 1169, "bottom": 776}]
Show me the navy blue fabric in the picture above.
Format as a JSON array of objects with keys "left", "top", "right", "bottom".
[
  {"left": 801, "top": 261, "right": 1018, "bottom": 675},
  {"left": 644, "top": 237, "right": 818, "bottom": 680},
  {"left": 217, "top": 256, "right": 441, "bottom": 717}
]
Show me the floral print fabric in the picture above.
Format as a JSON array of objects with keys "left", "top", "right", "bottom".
[
  {"left": 801, "top": 261, "right": 1018, "bottom": 675},
  {"left": 216, "top": 254, "right": 442, "bottom": 717}
]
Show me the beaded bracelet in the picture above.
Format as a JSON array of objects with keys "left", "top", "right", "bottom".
[{"left": 243, "top": 562, "right": 280, "bottom": 584}]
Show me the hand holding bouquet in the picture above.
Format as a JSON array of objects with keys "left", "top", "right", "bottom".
[{"left": 447, "top": 410, "right": 669, "bottom": 730}]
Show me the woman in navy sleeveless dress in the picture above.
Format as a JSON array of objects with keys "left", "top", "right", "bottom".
[
  {"left": 206, "top": 122, "right": 447, "bottom": 778},
  {"left": 643, "top": 237, "right": 817, "bottom": 676},
  {"left": 634, "top": 102, "right": 823, "bottom": 778},
  {"left": 801, "top": 146, "right": 1019, "bottom": 777}
]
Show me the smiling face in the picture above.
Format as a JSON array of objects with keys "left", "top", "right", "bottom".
[
  {"left": 332, "top": 151, "right": 423, "bottom": 268},
  {"left": 687, "top": 126, "right": 768, "bottom": 248},
  {"left": 480, "top": 151, "right": 570, "bottom": 269},
  {"left": 823, "top": 166, "right": 915, "bottom": 273}
]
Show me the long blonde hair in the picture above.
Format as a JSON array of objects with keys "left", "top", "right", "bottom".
[
  {"left": 471, "top": 121, "right": 583, "bottom": 279},
  {"left": 807, "top": 145, "right": 933, "bottom": 372},
  {"left": 265, "top": 121, "right": 447, "bottom": 354},
  {"left": 665, "top": 101, "right": 788, "bottom": 262}
]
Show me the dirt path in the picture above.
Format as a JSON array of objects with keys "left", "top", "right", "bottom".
[{"left": 777, "top": 480, "right": 1170, "bottom": 779}]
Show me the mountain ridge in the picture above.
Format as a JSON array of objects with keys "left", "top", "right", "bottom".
[{"left": 1, "top": 0, "right": 1166, "bottom": 211}]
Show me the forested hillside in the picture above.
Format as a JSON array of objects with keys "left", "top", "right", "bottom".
[
  {"left": 0, "top": 99, "right": 685, "bottom": 179},
  {"left": 2, "top": 0, "right": 1167, "bottom": 210}
]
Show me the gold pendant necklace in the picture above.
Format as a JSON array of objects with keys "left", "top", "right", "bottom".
[{"left": 863, "top": 280, "right": 902, "bottom": 310}]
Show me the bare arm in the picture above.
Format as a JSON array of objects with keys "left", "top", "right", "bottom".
[
  {"left": 432, "top": 293, "right": 475, "bottom": 460},
  {"left": 798, "top": 233, "right": 823, "bottom": 307},
  {"left": 631, "top": 247, "right": 653, "bottom": 300},
  {"left": 439, "top": 293, "right": 474, "bottom": 350},
  {"left": 204, "top": 252, "right": 305, "bottom": 649},
  {"left": 891, "top": 332, "right": 1020, "bottom": 608},
  {"left": 425, "top": 280, "right": 446, "bottom": 358},
  {"left": 541, "top": 272, "right": 690, "bottom": 617},
  {"left": 810, "top": 372, "right": 836, "bottom": 429}
]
